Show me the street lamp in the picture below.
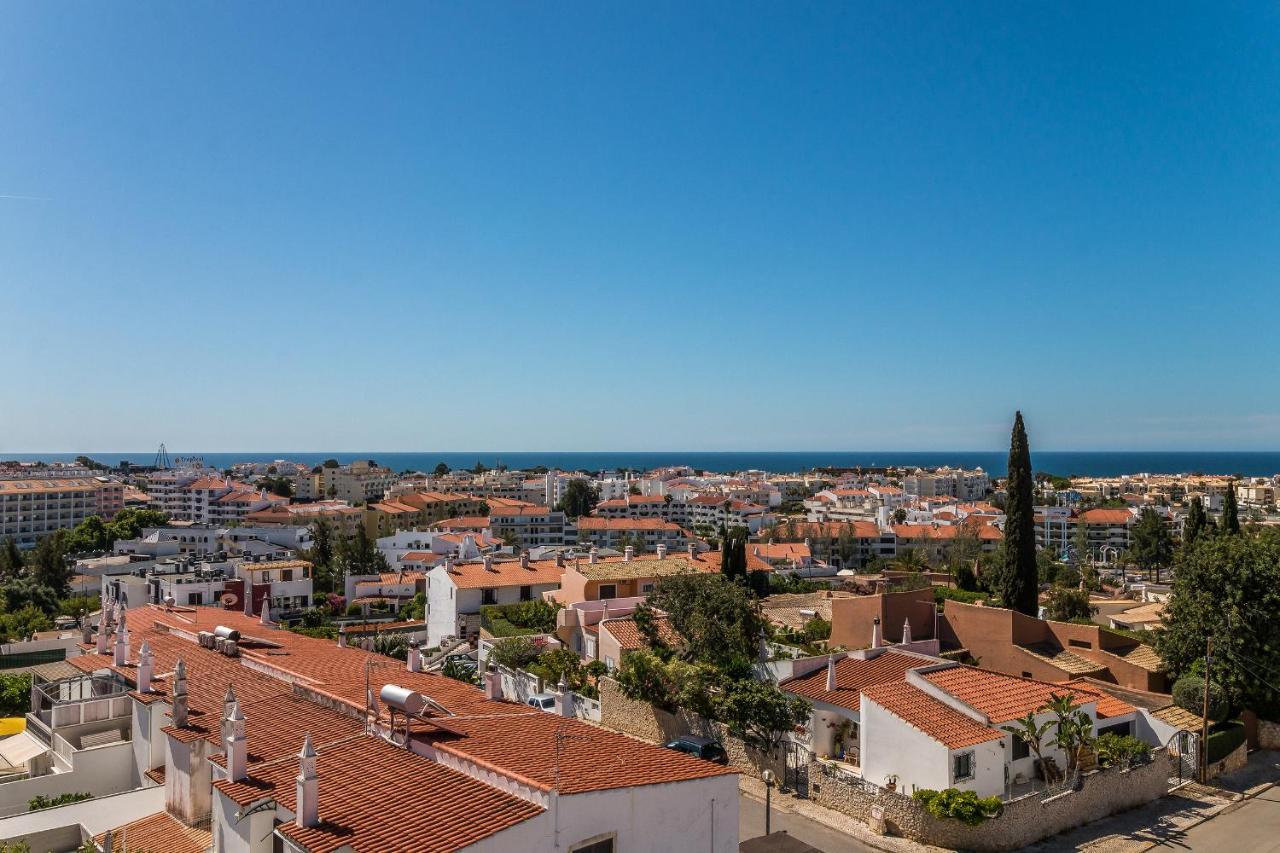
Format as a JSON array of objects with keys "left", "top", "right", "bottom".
[{"left": 761, "top": 769, "right": 777, "bottom": 835}]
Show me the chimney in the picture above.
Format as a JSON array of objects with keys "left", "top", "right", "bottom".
[
  {"left": 901, "top": 618, "right": 912, "bottom": 645},
  {"left": 555, "top": 552, "right": 565, "bottom": 568},
  {"left": 688, "top": 542, "right": 697, "bottom": 560},
  {"left": 171, "top": 659, "right": 189, "bottom": 728},
  {"left": 656, "top": 544, "right": 667, "bottom": 560},
  {"left": 555, "top": 677, "right": 574, "bottom": 718},
  {"left": 244, "top": 585, "right": 253, "bottom": 616},
  {"left": 588, "top": 548, "right": 598, "bottom": 564},
  {"left": 95, "top": 621, "right": 109, "bottom": 655},
  {"left": 137, "top": 642, "right": 154, "bottom": 693},
  {"left": 804, "top": 537, "right": 811, "bottom": 549},
  {"left": 825, "top": 653, "right": 837, "bottom": 692},
  {"left": 484, "top": 667, "right": 502, "bottom": 701},
  {"left": 295, "top": 733, "right": 319, "bottom": 828},
  {"left": 81, "top": 614, "right": 92, "bottom": 646},
  {"left": 520, "top": 553, "right": 530, "bottom": 570},
  {"left": 407, "top": 638, "right": 421, "bottom": 673},
  {"left": 337, "top": 624, "right": 347, "bottom": 648},
  {"left": 483, "top": 555, "right": 496, "bottom": 573},
  {"left": 224, "top": 684, "right": 237, "bottom": 719},
  {"left": 872, "top": 616, "right": 882, "bottom": 649},
  {"left": 259, "top": 598, "right": 273, "bottom": 626},
  {"left": 226, "top": 701, "right": 247, "bottom": 782},
  {"left": 113, "top": 616, "right": 130, "bottom": 667},
  {"left": 623, "top": 546, "right": 634, "bottom": 562}
]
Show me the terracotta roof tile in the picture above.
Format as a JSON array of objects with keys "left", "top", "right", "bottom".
[
  {"left": 782, "top": 651, "right": 928, "bottom": 711},
  {"left": 862, "top": 681, "right": 1004, "bottom": 749},
  {"left": 96, "top": 810, "right": 211, "bottom": 853},
  {"left": 921, "top": 665, "right": 1094, "bottom": 723}
]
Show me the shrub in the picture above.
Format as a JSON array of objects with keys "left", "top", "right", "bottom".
[
  {"left": 1173, "top": 675, "right": 1228, "bottom": 722},
  {"left": 912, "top": 788, "right": 1002, "bottom": 825},
  {"left": 29, "top": 792, "right": 91, "bottom": 811},
  {"left": 935, "top": 587, "right": 985, "bottom": 606},
  {"left": 289, "top": 625, "right": 338, "bottom": 640},
  {"left": 345, "top": 602, "right": 363, "bottom": 617},
  {"left": 480, "top": 600, "right": 560, "bottom": 637},
  {"left": 0, "top": 674, "right": 33, "bottom": 717},
  {"left": 1095, "top": 732, "right": 1152, "bottom": 768},
  {"left": 1206, "top": 721, "right": 1246, "bottom": 764},
  {"left": 487, "top": 636, "right": 544, "bottom": 670}
]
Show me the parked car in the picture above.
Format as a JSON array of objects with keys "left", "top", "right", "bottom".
[
  {"left": 662, "top": 735, "right": 729, "bottom": 764},
  {"left": 526, "top": 693, "right": 557, "bottom": 712}
]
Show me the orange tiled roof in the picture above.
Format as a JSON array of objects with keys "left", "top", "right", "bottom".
[
  {"left": 781, "top": 651, "right": 926, "bottom": 710},
  {"left": 921, "top": 666, "right": 1093, "bottom": 723},
  {"left": 577, "top": 517, "right": 683, "bottom": 531},
  {"left": 863, "top": 681, "right": 1004, "bottom": 749},
  {"left": 96, "top": 810, "right": 212, "bottom": 853},
  {"left": 1077, "top": 508, "right": 1133, "bottom": 525},
  {"left": 445, "top": 558, "right": 563, "bottom": 589},
  {"left": 600, "top": 614, "right": 681, "bottom": 651},
  {"left": 1059, "top": 679, "right": 1138, "bottom": 719}
]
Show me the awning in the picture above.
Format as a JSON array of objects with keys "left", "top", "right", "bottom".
[{"left": 0, "top": 731, "right": 50, "bottom": 766}]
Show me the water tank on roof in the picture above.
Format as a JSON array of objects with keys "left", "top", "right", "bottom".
[
  {"left": 213, "top": 626, "right": 241, "bottom": 642},
  {"left": 379, "top": 684, "right": 426, "bottom": 716}
]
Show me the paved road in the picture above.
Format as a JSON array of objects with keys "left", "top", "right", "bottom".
[
  {"left": 739, "top": 789, "right": 878, "bottom": 852},
  {"left": 1155, "top": 787, "right": 1280, "bottom": 852}
]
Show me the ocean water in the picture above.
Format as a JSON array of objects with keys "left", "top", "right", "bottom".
[{"left": 3, "top": 451, "right": 1279, "bottom": 478}]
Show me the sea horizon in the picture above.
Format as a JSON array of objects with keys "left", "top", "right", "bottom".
[{"left": 4, "top": 450, "right": 1280, "bottom": 478}]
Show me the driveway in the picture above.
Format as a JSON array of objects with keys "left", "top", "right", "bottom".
[{"left": 739, "top": 785, "right": 881, "bottom": 853}]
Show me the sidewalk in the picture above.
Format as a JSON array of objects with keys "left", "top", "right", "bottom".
[{"left": 1027, "top": 750, "right": 1280, "bottom": 853}]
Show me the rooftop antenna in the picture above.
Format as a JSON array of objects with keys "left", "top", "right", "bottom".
[{"left": 154, "top": 443, "right": 171, "bottom": 470}]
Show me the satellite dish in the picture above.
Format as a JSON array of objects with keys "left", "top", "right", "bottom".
[{"left": 220, "top": 592, "right": 239, "bottom": 607}]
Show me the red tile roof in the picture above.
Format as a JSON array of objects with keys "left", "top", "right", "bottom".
[
  {"left": 781, "top": 651, "right": 927, "bottom": 710},
  {"left": 577, "top": 517, "right": 683, "bottom": 531},
  {"left": 1077, "top": 508, "right": 1133, "bottom": 525},
  {"left": 600, "top": 614, "right": 681, "bottom": 651},
  {"left": 444, "top": 558, "right": 563, "bottom": 590},
  {"left": 862, "top": 681, "right": 1005, "bottom": 749},
  {"left": 921, "top": 666, "right": 1093, "bottom": 723},
  {"left": 96, "top": 810, "right": 212, "bottom": 853}
]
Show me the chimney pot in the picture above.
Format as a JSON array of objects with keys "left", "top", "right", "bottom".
[
  {"left": 656, "top": 544, "right": 667, "bottom": 560},
  {"left": 872, "top": 616, "right": 883, "bottom": 649},
  {"left": 623, "top": 546, "right": 634, "bottom": 562}
]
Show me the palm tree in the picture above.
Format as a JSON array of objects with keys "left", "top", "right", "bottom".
[
  {"left": 893, "top": 547, "right": 928, "bottom": 573},
  {"left": 1042, "top": 692, "right": 1095, "bottom": 773},
  {"left": 1002, "top": 713, "right": 1055, "bottom": 782}
]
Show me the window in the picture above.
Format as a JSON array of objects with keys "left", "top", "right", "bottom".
[
  {"left": 1012, "top": 738, "right": 1029, "bottom": 760},
  {"left": 953, "top": 751, "right": 974, "bottom": 782},
  {"left": 641, "top": 582, "right": 655, "bottom": 594},
  {"left": 282, "top": 569, "right": 293, "bottom": 582},
  {"left": 1021, "top": 672, "right": 1033, "bottom": 678},
  {"left": 598, "top": 584, "right": 617, "bottom": 600},
  {"left": 481, "top": 588, "right": 497, "bottom": 606},
  {"left": 570, "top": 835, "right": 615, "bottom": 853}
]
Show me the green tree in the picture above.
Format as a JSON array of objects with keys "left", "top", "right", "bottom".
[
  {"left": 1070, "top": 521, "right": 1092, "bottom": 567},
  {"left": 27, "top": 531, "right": 72, "bottom": 597},
  {"left": 432, "top": 462, "right": 450, "bottom": 478},
  {"left": 0, "top": 673, "right": 33, "bottom": 716},
  {"left": 893, "top": 547, "right": 929, "bottom": 573},
  {"left": 306, "top": 519, "right": 336, "bottom": 593},
  {"left": 1222, "top": 481, "right": 1240, "bottom": 535},
  {"left": 645, "top": 572, "right": 762, "bottom": 671},
  {"left": 0, "top": 604, "right": 54, "bottom": 642},
  {"left": 488, "top": 636, "right": 543, "bottom": 670},
  {"left": 1155, "top": 530, "right": 1280, "bottom": 717},
  {"left": 1183, "top": 497, "right": 1207, "bottom": 547},
  {"left": 106, "top": 508, "right": 169, "bottom": 541},
  {"left": 65, "top": 516, "right": 111, "bottom": 553},
  {"left": 1042, "top": 586, "right": 1095, "bottom": 622},
  {"left": 1043, "top": 692, "right": 1095, "bottom": 773},
  {"left": 715, "top": 680, "right": 811, "bottom": 753},
  {"left": 555, "top": 479, "right": 600, "bottom": 519},
  {"left": 1127, "top": 508, "right": 1174, "bottom": 582},
  {"left": 335, "top": 526, "right": 389, "bottom": 582},
  {"left": 997, "top": 411, "right": 1038, "bottom": 615},
  {"left": 0, "top": 538, "right": 22, "bottom": 582},
  {"left": 1001, "top": 713, "right": 1054, "bottom": 780}
]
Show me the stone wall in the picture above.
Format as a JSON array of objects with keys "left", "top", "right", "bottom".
[
  {"left": 1207, "top": 741, "right": 1247, "bottom": 779},
  {"left": 597, "top": 678, "right": 784, "bottom": 781},
  {"left": 808, "top": 750, "right": 1173, "bottom": 852},
  {"left": 1258, "top": 719, "right": 1280, "bottom": 751}
]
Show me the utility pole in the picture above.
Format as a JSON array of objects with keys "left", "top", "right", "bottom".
[{"left": 1200, "top": 635, "right": 1213, "bottom": 783}]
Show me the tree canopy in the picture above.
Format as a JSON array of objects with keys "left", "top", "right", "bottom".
[
  {"left": 1127, "top": 508, "right": 1174, "bottom": 582},
  {"left": 555, "top": 479, "right": 600, "bottom": 519},
  {"left": 1155, "top": 529, "right": 1280, "bottom": 717},
  {"left": 996, "top": 411, "right": 1038, "bottom": 615},
  {"left": 1221, "top": 481, "right": 1241, "bottom": 535},
  {"left": 642, "top": 572, "right": 762, "bottom": 672}
]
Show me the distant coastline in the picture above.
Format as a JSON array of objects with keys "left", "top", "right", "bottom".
[{"left": 3, "top": 451, "right": 1280, "bottom": 478}]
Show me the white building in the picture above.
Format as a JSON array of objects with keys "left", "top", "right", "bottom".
[{"left": 425, "top": 554, "right": 564, "bottom": 647}]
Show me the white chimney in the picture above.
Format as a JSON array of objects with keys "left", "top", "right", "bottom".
[
  {"left": 244, "top": 586, "right": 254, "bottom": 616},
  {"left": 656, "top": 544, "right": 667, "bottom": 560},
  {"left": 113, "top": 619, "right": 129, "bottom": 667},
  {"left": 555, "top": 677, "right": 574, "bottom": 718},
  {"left": 337, "top": 624, "right": 347, "bottom": 648},
  {"left": 407, "top": 638, "right": 421, "bottom": 673},
  {"left": 623, "top": 546, "right": 634, "bottom": 562},
  {"left": 259, "top": 598, "right": 273, "bottom": 626},
  {"left": 688, "top": 542, "right": 697, "bottom": 559},
  {"left": 226, "top": 701, "right": 247, "bottom": 782},
  {"left": 901, "top": 618, "right": 912, "bottom": 645},
  {"left": 224, "top": 684, "right": 237, "bottom": 719},
  {"left": 171, "top": 659, "right": 189, "bottom": 728},
  {"left": 872, "top": 616, "right": 882, "bottom": 649},
  {"left": 825, "top": 653, "right": 837, "bottom": 692},
  {"left": 137, "top": 642, "right": 154, "bottom": 693},
  {"left": 588, "top": 548, "right": 598, "bottom": 564},
  {"left": 295, "top": 733, "right": 319, "bottom": 828},
  {"left": 95, "top": 622, "right": 109, "bottom": 655},
  {"left": 483, "top": 555, "right": 495, "bottom": 573}
]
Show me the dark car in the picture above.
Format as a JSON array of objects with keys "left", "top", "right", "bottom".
[{"left": 662, "top": 735, "right": 729, "bottom": 764}]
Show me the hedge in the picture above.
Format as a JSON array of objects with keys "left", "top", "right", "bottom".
[{"left": 1205, "top": 721, "right": 1246, "bottom": 764}]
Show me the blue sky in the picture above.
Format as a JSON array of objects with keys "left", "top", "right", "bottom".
[{"left": 2, "top": 2, "right": 1278, "bottom": 453}]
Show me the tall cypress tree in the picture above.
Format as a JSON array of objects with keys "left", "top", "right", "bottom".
[
  {"left": 1184, "top": 497, "right": 1206, "bottom": 547},
  {"left": 999, "top": 411, "right": 1039, "bottom": 615},
  {"left": 1222, "top": 480, "right": 1240, "bottom": 535}
]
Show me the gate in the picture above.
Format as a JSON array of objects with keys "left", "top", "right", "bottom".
[
  {"left": 1168, "top": 730, "right": 1199, "bottom": 788},
  {"left": 783, "top": 741, "right": 811, "bottom": 796}
]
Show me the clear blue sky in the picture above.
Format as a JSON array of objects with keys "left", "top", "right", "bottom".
[{"left": 3, "top": 2, "right": 1278, "bottom": 453}]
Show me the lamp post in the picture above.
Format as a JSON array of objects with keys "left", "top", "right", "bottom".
[{"left": 762, "top": 769, "right": 777, "bottom": 835}]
